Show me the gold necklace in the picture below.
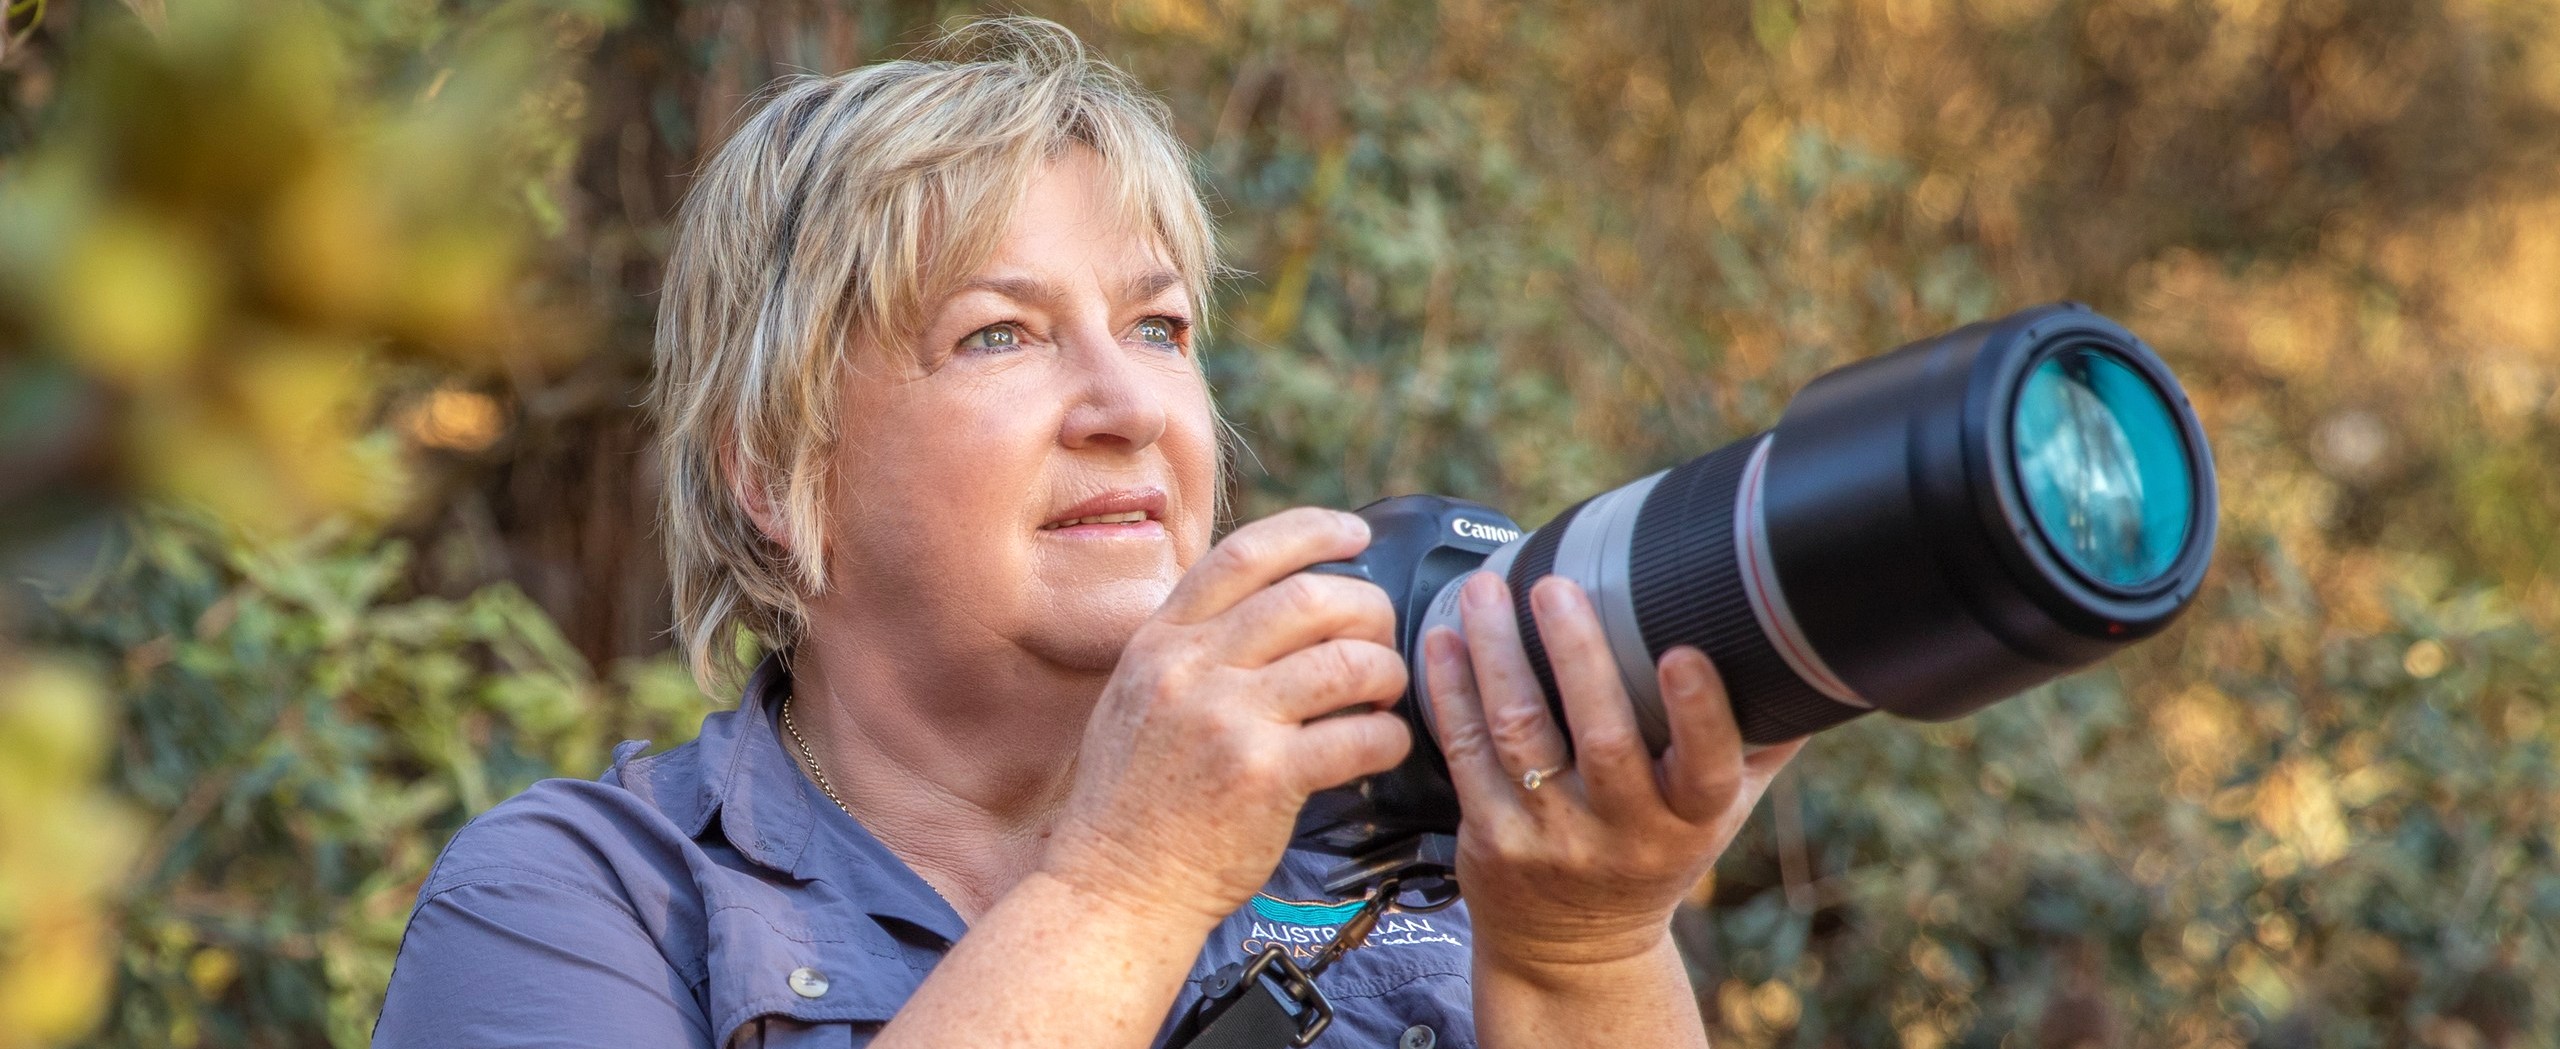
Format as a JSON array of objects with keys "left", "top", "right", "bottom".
[{"left": 781, "top": 693, "right": 853, "bottom": 817}]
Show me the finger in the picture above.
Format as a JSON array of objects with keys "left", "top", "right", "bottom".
[
  {"left": 1742, "top": 736, "right": 1808, "bottom": 782},
  {"left": 1255, "top": 639, "right": 1410, "bottom": 722},
  {"left": 1281, "top": 709, "right": 1414, "bottom": 794},
  {"left": 1156, "top": 508, "right": 1369, "bottom": 626},
  {"left": 1199, "top": 571, "right": 1397, "bottom": 667},
  {"left": 1530, "top": 576, "right": 1665, "bottom": 822},
  {"left": 1722, "top": 737, "right": 1808, "bottom": 820},
  {"left": 1654, "top": 646, "right": 1748, "bottom": 824},
  {"left": 1420, "top": 626, "right": 1521, "bottom": 807},
  {"left": 1455, "top": 571, "right": 1571, "bottom": 780}
]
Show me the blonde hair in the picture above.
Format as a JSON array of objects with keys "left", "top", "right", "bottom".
[{"left": 649, "top": 18, "right": 1218, "bottom": 691}]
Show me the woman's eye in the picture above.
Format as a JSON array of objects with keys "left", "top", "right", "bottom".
[
  {"left": 959, "top": 323, "right": 1026, "bottom": 353},
  {"left": 1134, "top": 316, "right": 1185, "bottom": 347}
]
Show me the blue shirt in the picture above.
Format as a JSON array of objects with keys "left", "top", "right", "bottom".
[{"left": 373, "top": 660, "right": 1478, "bottom": 1048}]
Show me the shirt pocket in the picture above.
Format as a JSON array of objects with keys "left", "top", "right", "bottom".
[
  {"left": 704, "top": 903, "right": 917, "bottom": 1047},
  {"left": 1318, "top": 969, "right": 1476, "bottom": 1049}
]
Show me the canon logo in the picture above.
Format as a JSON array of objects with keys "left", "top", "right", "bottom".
[{"left": 1451, "top": 518, "right": 1522, "bottom": 544}]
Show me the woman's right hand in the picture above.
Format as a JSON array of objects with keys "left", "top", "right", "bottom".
[{"left": 1040, "top": 506, "right": 1415, "bottom": 927}]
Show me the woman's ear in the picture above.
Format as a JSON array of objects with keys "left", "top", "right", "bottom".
[{"left": 722, "top": 441, "right": 796, "bottom": 554}]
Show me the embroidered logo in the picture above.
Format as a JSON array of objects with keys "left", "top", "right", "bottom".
[
  {"left": 1238, "top": 893, "right": 1462, "bottom": 962},
  {"left": 1247, "top": 895, "right": 1367, "bottom": 926}
]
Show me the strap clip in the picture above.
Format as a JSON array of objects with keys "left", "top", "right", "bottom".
[{"left": 1181, "top": 944, "right": 1335, "bottom": 1048}]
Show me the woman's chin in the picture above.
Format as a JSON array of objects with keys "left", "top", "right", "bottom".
[
  {"left": 1021, "top": 620, "right": 1147, "bottom": 674},
  {"left": 1020, "top": 583, "right": 1170, "bottom": 673}
]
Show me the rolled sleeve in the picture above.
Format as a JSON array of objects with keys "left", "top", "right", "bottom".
[{"left": 375, "top": 873, "right": 714, "bottom": 1049}]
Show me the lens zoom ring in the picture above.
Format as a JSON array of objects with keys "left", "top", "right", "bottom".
[
  {"left": 1628, "top": 439, "right": 1870, "bottom": 744},
  {"left": 1505, "top": 498, "right": 1587, "bottom": 753}
]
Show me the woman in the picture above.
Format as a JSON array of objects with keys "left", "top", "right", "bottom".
[{"left": 374, "top": 20, "right": 1802, "bottom": 1049}]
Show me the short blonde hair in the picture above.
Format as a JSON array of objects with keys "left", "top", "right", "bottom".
[{"left": 649, "top": 18, "right": 1218, "bottom": 691}]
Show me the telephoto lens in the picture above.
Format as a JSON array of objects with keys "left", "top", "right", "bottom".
[{"left": 1302, "top": 303, "right": 2218, "bottom": 871}]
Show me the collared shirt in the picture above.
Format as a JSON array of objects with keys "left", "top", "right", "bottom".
[{"left": 373, "top": 660, "right": 1477, "bottom": 1048}]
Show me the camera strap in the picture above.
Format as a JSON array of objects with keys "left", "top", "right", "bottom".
[{"left": 1160, "top": 877, "right": 1404, "bottom": 1049}]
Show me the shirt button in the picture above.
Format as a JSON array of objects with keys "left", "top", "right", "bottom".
[
  {"left": 787, "top": 967, "right": 829, "bottom": 999},
  {"left": 1400, "top": 1024, "right": 1436, "bottom": 1049}
]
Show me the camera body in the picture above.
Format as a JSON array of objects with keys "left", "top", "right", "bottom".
[{"left": 1299, "top": 496, "right": 1522, "bottom": 862}]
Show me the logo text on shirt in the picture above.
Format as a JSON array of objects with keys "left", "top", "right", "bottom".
[{"left": 1239, "top": 893, "right": 1463, "bottom": 962}]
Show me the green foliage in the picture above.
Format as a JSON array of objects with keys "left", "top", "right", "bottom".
[
  {"left": 1703, "top": 592, "right": 2560, "bottom": 1046},
  {"left": 40, "top": 514, "right": 702, "bottom": 1048}
]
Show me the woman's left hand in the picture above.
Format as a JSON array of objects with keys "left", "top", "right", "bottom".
[{"left": 1422, "top": 571, "right": 1806, "bottom": 972}]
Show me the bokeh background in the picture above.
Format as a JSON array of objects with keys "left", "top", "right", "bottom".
[{"left": 3, "top": 0, "right": 2557, "bottom": 1046}]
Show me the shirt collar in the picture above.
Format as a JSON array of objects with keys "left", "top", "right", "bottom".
[{"left": 691, "top": 655, "right": 968, "bottom": 944}]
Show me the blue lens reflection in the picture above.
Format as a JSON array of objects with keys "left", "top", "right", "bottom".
[{"left": 2013, "top": 349, "right": 2193, "bottom": 587}]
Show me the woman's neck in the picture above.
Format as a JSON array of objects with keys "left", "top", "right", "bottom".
[{"left": 782, "top": 635, "right": 1106, "bottom": 923}]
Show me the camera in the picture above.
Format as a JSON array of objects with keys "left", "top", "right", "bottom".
[{"left": 1299, "top": 303, "right": 2219, "bottom": 893}]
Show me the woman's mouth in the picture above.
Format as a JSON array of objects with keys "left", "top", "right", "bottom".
[
  {"left": 1040, "top": 510, "right": 1155, "bottom": 531},
  {"left": 1039, "top": 488, "right": 1168, "bottom": 535}
]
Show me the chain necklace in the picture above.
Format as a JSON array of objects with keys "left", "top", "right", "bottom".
[
  {"left": 783, "top": 691, "right": 976, "bottom": 920},
  {"left": 781, "top": 693, "right": 853, "bottom": 817}
]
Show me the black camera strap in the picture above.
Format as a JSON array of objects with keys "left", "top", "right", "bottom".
[
  {"left": 1162, "top": 964, "right": 1309, "bottom": 1049},
  {"left": 1161, "top": 877, "right": 1402, "bottom": 1049}
]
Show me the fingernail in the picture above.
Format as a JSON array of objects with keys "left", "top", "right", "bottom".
[
  {"left": 1664, "top": 650, "right": 1706, "bottom": 694},
  {"left": 1423, "top": 629, "right": 1457, "bottom": 668},
  {"left": 1462, "top": 571, "right": 1502, "bottom": 613},
  {"left": 1533, "top": 577, "right": 1581, "bottom": 616}
]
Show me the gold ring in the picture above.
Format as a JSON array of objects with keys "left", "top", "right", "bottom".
[{"left": 1520, "top": 764, "right": 1568, "bottom": 791}]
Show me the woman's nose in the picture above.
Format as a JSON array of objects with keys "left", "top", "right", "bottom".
[{"left": 1056, "top": 323, "right": 1169, "bottom": 452}]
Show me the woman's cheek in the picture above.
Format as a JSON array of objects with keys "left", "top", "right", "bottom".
[
  {"left": 1165, "top": 377, "right": 1222, "bottom": 564},
  {"left": 833, "top": 380, "right": 1044, "bottom": 580}
]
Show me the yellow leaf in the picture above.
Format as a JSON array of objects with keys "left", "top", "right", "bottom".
[
  {"left": 54, "top": 211, "right": 218, "bottom": 385},
  {"left": 187, "top": 947, "right": 239, "bottom": 997},
  {"left": 263, "top": 153, "right": 394, "bottom": 325},
  {"left": 394, "top": 226, "right": 517, "bottom": 356},
  {"left": 0, "top": 907, "right": 116, "bottom": 1044}
]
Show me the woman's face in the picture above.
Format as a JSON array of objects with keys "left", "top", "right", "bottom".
[{"left": 815, "top": 149, "right": 1217, "bottom": 675}]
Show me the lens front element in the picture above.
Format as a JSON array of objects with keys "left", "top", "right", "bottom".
[{"left": 2012, "top": 347, "right": 2194, "bottom": 588}]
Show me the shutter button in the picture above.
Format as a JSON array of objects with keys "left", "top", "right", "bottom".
[
  {"left": 1400, "top": 1024, "right": 1436, "bottom": 1049},
  {"left": 788, "top": 967, "right": 829, "bottom": 999}
]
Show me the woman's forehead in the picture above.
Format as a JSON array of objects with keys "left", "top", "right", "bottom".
[
  {"left": 996, "top": 154, "right": 1173, "bottom": 257},
  {"left": 936, "top": 167, "right": 1189, "bottom": 307}
]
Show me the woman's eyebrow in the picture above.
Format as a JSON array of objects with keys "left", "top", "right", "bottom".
[
  {"left": 1118, "top": 269, "right": 1183, "bottom": 305},
  {"left": 958, "top": 274, "right": 1063, "bottom": 306},
  {"left": 955, "top": 269, "right": 1184, "bottom": 308}
]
